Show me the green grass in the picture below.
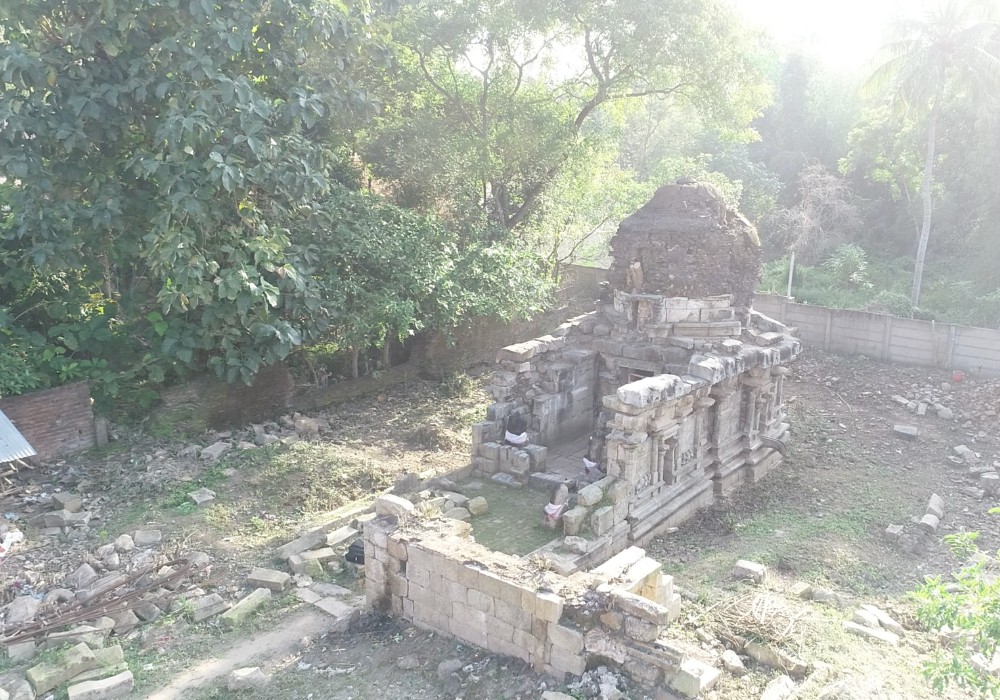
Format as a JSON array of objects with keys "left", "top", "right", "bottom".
[{"left": 463, "top": 480, "right": 558, "bottom": 556}]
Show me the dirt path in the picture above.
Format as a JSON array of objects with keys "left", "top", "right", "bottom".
[{"left": 143, "top": 608, "right": 333, "bottom": 699}]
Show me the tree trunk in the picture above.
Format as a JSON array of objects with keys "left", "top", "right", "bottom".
[
  {"left": 381, "top": 342, "right": 391, "bottom": 370},
  {"left": 350, "top": 347, "right": 359, "bottom": 379},
  {"left": 911, "top": 90, "right": 942, "bottom": 307}
]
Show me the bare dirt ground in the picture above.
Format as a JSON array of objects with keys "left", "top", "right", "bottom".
[{"left": 2, "top": 352, "right": 998, "bottom": 699}]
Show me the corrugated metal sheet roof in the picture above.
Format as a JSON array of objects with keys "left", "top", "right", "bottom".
[{"left": 0, "top": 409, "right": 35, "bottom": 463}]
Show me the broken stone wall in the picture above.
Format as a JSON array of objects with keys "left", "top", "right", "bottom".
[
  {"left": 0, "top": 382, "right": 101, "bottom": 461},
  {"left": 363, "top": 514, "right": 719, "bottom": 696},
  {"left": 470, "top": 315, "right": 601, "bottom": 479}
]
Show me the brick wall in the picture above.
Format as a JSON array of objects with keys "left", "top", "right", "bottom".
[{"left": 0, "top": 382, "right": 98, "bottom": 461}]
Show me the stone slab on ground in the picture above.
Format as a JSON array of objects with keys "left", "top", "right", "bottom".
[
  {"left": 191, "top": 593, "right": 231, "bottom": 622},
  {"left": 227, "top": 667, "right": 269, "bottom": 691},
  {"left": 220, "top": 588, "right": 271, "bottom": 628},
  {"left": 54, "top": 492, "right": 84, "bottom": 513},
  {"left": 670, "top": 658, "right": 721, "bottom": 698},
  {"left": 892, "top": 425, "right": 919, "bottom": 440},
  {"left": 926, "top": 493, "right": 945, "bottom": 519},
  {"left": 760, "top": 674, "right": 795, "bottom": 700},
  {"left": 745, "top": 641, "right": 808, "bottom": 677},
  {"left": 247, "top": 567, "right": 291, "bottom": 592},
  {"left": 732, "top": 559, "right": 767, "bottom": 583},
  {"left": 188, "top": 488, "right": 216, "bottom": 507},
  {"left": 67, "top": 670, "right": 134, "bottom": 700},
  {"left": 374, "top": 494, "right": 415, "bottom": 519},
  {"left": 859, "top": 605, "right": 905, "bottom": 636},
  {"left": 843, "top": 620, "right": 899, "bottom": 646},
  {"left": 313, "top": 597, "right": 360, "bottom": 632},
  {"left": 133, "top": 529, "right": 162, "bottom": 547},
  {"left": 27, "top": 642, "right": 98, "bottom": 694}
]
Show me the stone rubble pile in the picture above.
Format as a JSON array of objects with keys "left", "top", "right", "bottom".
[
  {"left": 0, "top": 527, "right": 231, "bottom": 698},
  {"left": 889, "top": 382, "right": 956, "bottom": 420}
]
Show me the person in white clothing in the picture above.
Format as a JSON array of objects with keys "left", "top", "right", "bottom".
[{"left": 504, "top": 413, "right": 529, "bottom": 446}]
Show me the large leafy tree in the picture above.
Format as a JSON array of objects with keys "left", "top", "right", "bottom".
[
  {"left": 367, "top": 0, "right": 770, "bottom": 237},
  {"left": 866, "top": 0, "right": 1000, "bottom": 306},
  {"left": 1, "top": 0, "right": 385, "bottom": 383}
]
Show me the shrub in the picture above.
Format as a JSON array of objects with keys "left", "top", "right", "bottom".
[{"left": 865, "top": 290, "right": 914, "bottom": 318}]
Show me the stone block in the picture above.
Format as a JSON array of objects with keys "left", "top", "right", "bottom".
[
  {"left": 577, "top": 484, "right": 604, "bottom": 507},
  {"left": 852, "top": 608, "right": 879, "bottom": 628},
  {"left": 288, "top": 552, "right": 323, "bottom": 578},
  {"left": 192, "top": 593, "right": 231, "bottom": 622},
  {"left": 53, "top": 492, "right": 84, "bottom": 513},
  {"left": 535, "top": 592, "right": 564, "bottom": 623},
  {"left": 67, "top": 670, "right": 134, "bottom": 700},
  {"left": 624, "top": 616, "right": 659, "bottom": 642},
  {"left": 199, "top": 440, "right": 231, "bottom": 462},
  {"left": 220, "top": 587, "right": 271, "bottom": 628},
  {"left": 227, "top": 667, "right": 269, "bottom": 691},
  {"left": 133, "top": 529, "right": 162, "bottom": 547},
  {"left": 612, "top": 589, "right": 669, "bottom": 625},
  {"left": 760, "top": 674, "right": 795, "bottom": 700},
  {"left": 883, "top": 524, "right": 903, "bottom": 542},
  {"left": 981, "top": 472, "right": 1000, "bottom": 495},
  {"left": 918, "top": 513, "right": 940, "bottom": 533},
  {"left": 467, "top": 497, "right": 489, "bottom": 516},
  {"left": 7, "top": 640, "right": 36, "bottom": 661},
  {"left": 442, "top": 507, "right": 471, "bottom": 521},
  {"left": 745, "top": 641, "right": 808, "bottom": 676},
  {"left": 733, "top": 559, "right": 767, "bottom": 584},
  {"left": 548, "top": 623, "right": 584, "bottom": 653},
  {"left": 789, "top": 582, "right": 812, "bottom": 600},
  {"left": 859, "top": 605, "right": 905, "bottom": 636},
  {"left": 188, "top": 487, "right": 216, "bottom": 507},
  {"left": 247, "top": 567, "right": 291, "bottom": 592},
  {"left": 590, "top": 506, "right": 614, "bottom": 536},
  {"left": 27, "top": 642, "right": 98, "bottom": 694},
  {"left": 7, "top": 595, "right": 40, "bottom": 627},
  {"left": 892, "top": 425, "right": 919, "bottom": 440},
  {"left": 374, "top": 494, "right": 415, "bottom": 519},
  {"left": 548, "top": 645, "right": 586, "bottom": 677},
  {"left": 842, "top": 620, "right": 899, "bottom": 645},
  {"left": 562, "top": 507, "right": 587, "bottom": 536},
  {"left": 670, "top": 658, "right": 721, "bottom": 698},
  {"left": 479, "top": 441, "right": 501, "bottom": 461},
  {"left": 926, "top": 493, "right": 945, "bottom": 520},
  {"left": 522, "top": 444, "right": 548, "bottom": 469}
]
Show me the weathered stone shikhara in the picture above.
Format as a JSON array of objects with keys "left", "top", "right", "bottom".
[{"left": 364, "top": 182, "right": 801, "bottom": 697}]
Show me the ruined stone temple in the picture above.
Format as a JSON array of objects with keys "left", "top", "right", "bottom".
[
  {"left": 363, "top": 182, "right": 801, "bottom": 696},
  {"left": 472, "top": 180, "right": 800, "bottom": 556}
]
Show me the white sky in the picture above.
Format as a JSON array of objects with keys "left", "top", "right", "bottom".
[{"left": 731, "top": 0, "right": 915, "bottom": 71}]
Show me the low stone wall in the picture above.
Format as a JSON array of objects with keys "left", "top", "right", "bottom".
[
  {"left": 363, "top": 506, "right": 719, "bottom": 697},
  {"left": 0, "top": 382, "right": 101, "bottom": 461}
]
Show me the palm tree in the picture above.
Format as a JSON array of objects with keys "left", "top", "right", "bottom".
[{"left": 866, "top": 0, "right": 1000, "bottom": 306}]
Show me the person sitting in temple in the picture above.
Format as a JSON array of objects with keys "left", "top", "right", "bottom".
[
  {"left": 504, "top": 412, "right": 529, "bottom": 446},
  {"left": 542, "top": 483, "right": 569, "bottom": 528},
  {"left": 582, "top": 435, "right": 605, "bottom": 481}
]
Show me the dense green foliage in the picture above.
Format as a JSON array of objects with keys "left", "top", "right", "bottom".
[{"left": 2, "top": 0, "right": 1000, "bottom": 409}]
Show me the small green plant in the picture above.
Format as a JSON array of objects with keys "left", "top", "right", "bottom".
[
  {"left": 911, "top": 515, "right": 1000, "bottom": 696},
  {"left": 824, "top": 243, "right": 872, "bottom": 289},
  {"left": 943, "top": 531, "right": 980, "bottom": 561}
]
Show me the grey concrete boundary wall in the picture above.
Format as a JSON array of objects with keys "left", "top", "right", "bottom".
[{"left": 754, "top": 294, "right": 1000, "bottom": 377}]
